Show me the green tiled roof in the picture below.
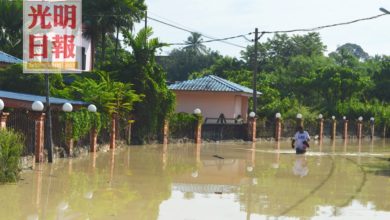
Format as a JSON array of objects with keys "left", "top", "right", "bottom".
[{"left": 168, "top": 75, "right": 262, "bottom": 95}]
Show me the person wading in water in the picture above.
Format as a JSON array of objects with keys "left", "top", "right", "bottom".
[{"left": 291, "top": 126, "right": 310, "bottom": 154}]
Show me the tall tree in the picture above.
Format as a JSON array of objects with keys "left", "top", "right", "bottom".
[
  {"left": 331, "top": 43, "right": 370, "bottom": 61},
  {"left": 120, "top": 28, "right": 175, "bottom": 144},
  {"left": 183, "top": 32, "right": 207, "bottom": 55},
  {"left": 82, "top": 0, "right": 146, "bottom": 68},
  {"left": 0, "top": 0, "right": 22, "bottom": 58}
]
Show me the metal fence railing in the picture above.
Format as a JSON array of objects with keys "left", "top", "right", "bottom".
[
  {"left": 4, "top": 111, "right": 390, "bottom": 155},
  {"left": 255, "top": 118, "right": 389, "bottom": 139},
  {"left": 6, "top": 110, "right": 35, "bottom": 155}
]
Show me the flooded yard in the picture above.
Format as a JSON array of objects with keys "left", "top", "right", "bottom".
[{"left": 1, "top": 139, "right": 389, "bottom": 219}]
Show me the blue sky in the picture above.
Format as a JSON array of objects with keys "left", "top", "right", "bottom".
[{"left": 137, "top": 0, "right": 390, "bottom": 58}]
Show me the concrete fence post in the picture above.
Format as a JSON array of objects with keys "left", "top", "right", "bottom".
[
  {"left": 275, "top": 117, "right": 282, "bottom": 141},
  {"left": 110, "top": 113, "right": 117, "bottom": 149},
  {"left": 343, "top": 119, "right": 348, "bottom": 139},
  {"left": 163, "top": 119, "right": 169, "bottom": 145},
  {"left": 65, "top": 120, "right": 74, "bottom": 156},
  {"left": 331, "top": 118, "right": 337, "bottom": 139},
  {"left": 318, "top": 118, "right": 324, "bottom": 140},
  {"left": 194, "top": 117, "right": 202, "bottom": 144},
  {"left": 248, "top": 116, "right": 256, "bottom": 142},
  {"left": 357, "top": 120, "right": 363, "bottom": 139},
  {"left": 296, "top": 113, "right": 303, "bottom": 130},
  {"left": 0, "top": 112, "right": 9, "bottom": 129},
  {"left": 90, "top": 127, "right": 97, "bottom": 153},
  {"left": 370, "top": 117, "right": 375, "bottom": 139},
  {"left": 29, "top": 112, "right": 45, "bottom": 163}
]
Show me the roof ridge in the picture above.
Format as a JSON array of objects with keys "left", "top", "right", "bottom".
[{"left": 208, "top": 75, "right": 241, "bottom": 92}]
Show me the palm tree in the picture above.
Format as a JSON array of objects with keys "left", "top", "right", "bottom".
[
  {"left": 113, "top": 0, "right": 146, "bottom": 59},
  {"left": 0, "top": 1, "right": 23, "bottom": 58},
  {"left": 183, "top": 32, "right": 207, "bottom": 55},
  {"left": 121, "top": 28, "right": 175, "bottom": 144},
  {"left": 82, "top": 0, "right": 146, "bottom": 68}
]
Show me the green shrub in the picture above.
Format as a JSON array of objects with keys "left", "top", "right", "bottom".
[
  {"left": 63, "top": 109, "right": 105, "bottom": 142},
  {"left": 169, "top": 112, "right": 200, "bottom": 137},
  {"left": 0, "top": 129, "right": 24, "bottom": 183}
]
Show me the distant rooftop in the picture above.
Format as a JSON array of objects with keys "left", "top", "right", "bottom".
[
  {"left": 0, "top": 51, "right": 22, "bottom": 64},
  {"left": 168, "top": 75, "right": 262, "bottom": 96},
  {"left": 0, "top": 90, "right": 87, "bottom": 106}
]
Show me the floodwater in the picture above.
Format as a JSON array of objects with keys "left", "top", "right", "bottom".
[{"left": 0, "top": 139, "right": 390, "bottom": 220}]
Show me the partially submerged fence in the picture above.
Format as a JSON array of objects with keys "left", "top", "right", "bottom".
[
  {"left": 1, "top": 109, "right": 389, "bottom": 162},
  {"left": 256, "top": 118, "right": 388, "bottom": 139}
]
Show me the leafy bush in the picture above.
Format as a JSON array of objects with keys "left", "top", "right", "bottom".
[
  {"left": 0, "top": 129, "right": 24, "bottom": 183},
  {"left": 63, "top": 109, "right": 105, "bottom": 141},
  {"left": 169, "top": 112, "right": 200, "bottom": 138}
]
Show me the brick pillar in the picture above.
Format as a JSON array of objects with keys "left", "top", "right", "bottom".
[
  {"left": 318, "top": 118, "right": 324, "bottom": 140},
  {"left": 248, "top": 117, "right": 256, "bottom": 142},
  {"left": 0, "top": 112, "right": 9, "bottom": 129},
  {"left": 343, "top": 119, "right": 348, "bottom": 139},
  {"left": 29, "top": 112, "right": 45, "bottom": 163},
  {"left": 357, "top": 121, "right": 363, "bottom": 139},
  {"left": 296, "top": 117, "right": 303, "bottom": 129},
  {"left": 90, "top": 127, "right": 97, "bottom": 153},
  {"left": 275, "top": 118, "right": 281, "bottom": 141},
  {"left": 370, "top": 119, "right": 375, "bottom": 139},
  {"left": 331, "top": 119, "right": 337, "bottom": 139},
  {"left": 65, "top": 120, "right": 73, "bottom": 156},
  {"left": 110, "top": 113, "right": 117, "bottom": 149},
  {"left": 163, "top": 119, "right": 169, "bottom": 145},
  {"left": 194, "top": 121, "right": 202, "bottom": 144},
  {"left": 194, "top": 116, "right": 202, "bottom": 144},
  {"left": 126, "top": 120, "right": 134, "bottom": 145}
]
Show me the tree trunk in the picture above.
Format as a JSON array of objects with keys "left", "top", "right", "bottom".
[
  {"left": 91, "top": 36, "right": 96, "bottom": 70},
  {"left": 114, "top": 23, "right": 120, "bottom": 60},
  {"left": 101, "top": 30, "right": 106, "bottom": 65}
]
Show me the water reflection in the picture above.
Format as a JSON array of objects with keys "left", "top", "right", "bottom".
[
  {"left": 272, "top": 141, "right": 280, "bottom": 169},
  {"left": 292, "top": 155, "right": 309, "bottom": 177},
  {"left": 0, "top": 140, "right": 389, "bottom": 219}
]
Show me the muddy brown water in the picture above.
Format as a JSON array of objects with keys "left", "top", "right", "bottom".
[{"left": 0, "top": 139, "right": 389, "bottom": 220}]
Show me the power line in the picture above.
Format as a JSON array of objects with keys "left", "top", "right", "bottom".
[
  {"left": 148, "top": 12, "right": 254, "bottom": 46},
  {"left": 147, "top": 16, "right": 249, "bottom": 48},
  {"left": 256, "top": 13, "right": 389, "bottom": 35},
  {"left": 84, "top": 11, "right": 389, "bottom": 50},
  {"left": 147, "top": 16, "right": 195, "bottom": 35},
  {"left": 168, "top": 33, "right": 250, "bottom": 48}
]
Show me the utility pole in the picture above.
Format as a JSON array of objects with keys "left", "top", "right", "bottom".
[
  {"left": 252, "top": 28, "right": 259, "bottom": 113},
  {"left": 45, "top": 74, "right": 53, "bottom": 163}
]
